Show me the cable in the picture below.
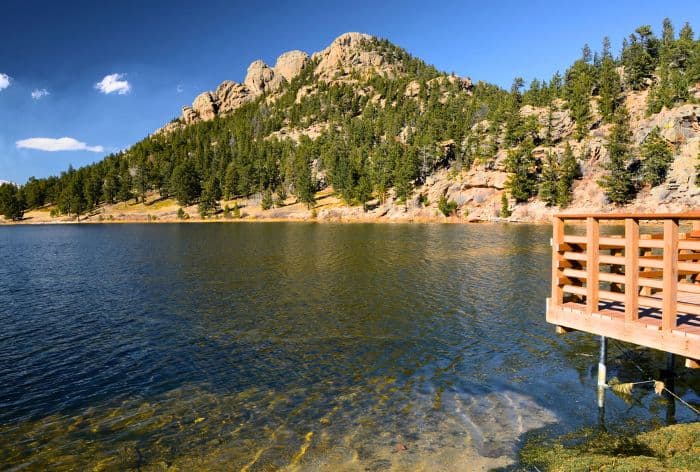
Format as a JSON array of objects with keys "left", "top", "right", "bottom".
[{"left": 608, "top": 339, "right": 700, "bottom": 417}]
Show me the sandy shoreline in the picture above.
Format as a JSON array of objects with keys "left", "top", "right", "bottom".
[{"left": 2, "top": 189, "right": 544, "bottom": 226}]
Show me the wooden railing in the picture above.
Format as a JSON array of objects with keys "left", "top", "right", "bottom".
[{"left": 551, "top": 213, "right": 700, "bottom": 332}]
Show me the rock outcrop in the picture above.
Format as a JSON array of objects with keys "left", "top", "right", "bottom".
[
  {"left": 159, "top": 32, "right": 473, "bottom": 132},
  {"left": 162, "top": 53, "right": 309, "bottom": 130},
  {"left": 633, "top": 103, "right": 700, "bottom": 144},
  {"left": 520, "top": 103, "right": 574, "bottom": 143},
  {"left": 312, "top": 32, "right": 387, "bottom": 82},
  {"left": 192, "top": 92, "right": 218, "bottom": 121},
  {"left": 215, "top": 80, "right": 251, "bottom": 114},
  {"left": 244, "top": 60, "right": 285, "bottom": 95},
  {"left": 274, "top": 50, "right": 310, "bottom": 82}
]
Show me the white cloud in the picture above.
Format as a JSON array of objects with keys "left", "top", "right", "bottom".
[
  {"left": 95, "top": 73, "right": 131, "bottom": 95},
  {"left": 16, "top": 137, "right": 104, "bottom": 153},
  {"left": 31, "top": 88, "right": 49, "bottom": 100},
  {"left": 0, "top": 73, "right": 11, "bottom": 91}
]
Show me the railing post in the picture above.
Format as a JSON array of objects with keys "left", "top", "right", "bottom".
[
  {"left": 662, "top": 218, "right": 679, "bottom": 331},
  {"left": 625, "top": 218, "right": 639, "bottom": 321},
  {"left": 551, "top": 216, "right": 564, "bottom": 307},
  {"left": 587, "top": 217, "right": 600, "bottom": 314}
]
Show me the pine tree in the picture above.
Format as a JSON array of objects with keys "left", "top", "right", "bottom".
[
  {"left": 622, "top": 26, "right": 659, "bottom": 90},
  {"left": 116, "top": 162, "right": 132, "bottom": 203},
  {"left": 355, "top": 174, "right": 372, "bottom": 209},
  {"left": 170, "top": 161, "right": 201, "bottom": 206},
  {"left": 556, "top": 143, "right": 579, "bottom": 207},
  {"left": 564, "top": 54, "right": 595, "bottom": 139},
  {"left": 393, "top": 147, "right": 416, "bottom": 205},
  {"left": 647, "top": 19, "right": 690, "bottom": 115},
  {"left": 539, "top": 151, "right": 559, "bottom": 206},
  {"left": 0, "top": 183, "right": 25, "bottom": 221},
  {"left": 199, "top": 175, "right": 220, "bottom": 215},
  {"left": 261, "top": 188, "right": 273, "bottom": 210},
  {"left": 505, "top": 138, "right": 537, "bottom": 202},
  {"left": 640, "top": 127, "right": 673, "bottom": 186},
  {"left": 598, "top": 37, "right": 622, "bottom": 123},
  {"left": 598, "top": 107, "right": 636, "bottom": 204},
  {"left": 292, "top": 149, "right": 316, "bottom": 208},
  {"left": 499, "top": 193, "right": 511, "bottom": 218}
]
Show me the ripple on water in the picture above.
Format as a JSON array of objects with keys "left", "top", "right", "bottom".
[{"left": 0, "top": 223, "right": 697, "bottom": 470}]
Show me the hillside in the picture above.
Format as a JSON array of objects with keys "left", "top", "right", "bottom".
[{"left": 2, "top": 22, "right": 700, "bottom": 224}]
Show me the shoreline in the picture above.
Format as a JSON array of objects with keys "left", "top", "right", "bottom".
[
  {"left": 1, "top": 215, "right": 532, "bottom": 226},
  {"left": 3, "top": 189, "right": 695, "bottom": 227}
]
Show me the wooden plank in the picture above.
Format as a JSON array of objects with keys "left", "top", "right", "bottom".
[
  {"left": 598, "top": 290, "right": 625, "bottom": 303},
  {"left": 679, "top": 282, "right": 700, "bottom": 295},
  {"left": 599, "top": 236, "right": 625, "bottom": 246},
  {"left": 599, "top": 254, "right": 625, "bottom": 265},
  {"left": 599, "top": 272, "right": 625, "bottom": 284},
  {"left": 639, "top": 276, "right": 663, "bottom": 289},
  {"left": 678, "top": 261, "right": 700, "bottom": 272},
  {"left": 679, "top": 240, "right": 700, "bottom": 251},
  {"left": 547, "top": 305, "right": 700, "bottom": 359},
  {"left": 553, "top": 242, "right": 577, "bottom": 252},
  {"left": 625, "top": 218, "right": 640, "bottom": 322},
  {"left": 563, "top": 235, "right": 586, "bottom": 244},
  {"left": 639, "top": 239, "right": 665, "bottom": 249},
  {"left": 678, "top": 302, "right": 700, "bottom": 316},
  {"left": 563, "top": 284, "right": 587, "bottom": 296},
  {"left": 563, "top": 251, "right": 587, "bottom": 262},
  {"left": 639, "top": 295, "right": 663, "bottom": 309},
  {"left": 639, "top": 257, "right": 664, "bottom": 269},
  {"left": 554, "top": 212, "right": 700, "bottom": 220},
  {"left": 562, "top": 268, "right": 586, "bottom": 279},
  {"left": 586, "top": 217, "right": 600, "bottom": 314},
  {"left": 551, "top": 217, "right": 564, "bottom": 306},
  {"left": 632, "top": 296, "right": 700, "bottom": 316},
  {"left": 662, "top": 219, "right": 679, "bottom": 331}
]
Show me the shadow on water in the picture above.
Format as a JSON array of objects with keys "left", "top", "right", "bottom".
[{"left": 0, "top": 223, "right": 697, "bottom": 470}]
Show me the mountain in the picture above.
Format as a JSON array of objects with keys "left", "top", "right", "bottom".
[{"left": 3, "top": 23, "right": 700, "bottom": 223}]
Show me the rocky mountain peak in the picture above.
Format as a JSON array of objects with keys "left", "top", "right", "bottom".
[
  {"left": 244, "top": 59, "right": 284, "bottom": 95},
  {"left": 157, "top": 31, "right": 443, "bottom": 133},
  {"left": 311, "top": 32, "right": 386, "bottom": 81},
  {"left": 274, "top": 50, "right": 310, "bottom": 82}
]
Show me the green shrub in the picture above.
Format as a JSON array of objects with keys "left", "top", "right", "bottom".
[
  {"left": 438, "top": 196, "right": 458, "bottom": 216},
  {"left": 500, "top": 193, "right": 511, "bottom": 218}
]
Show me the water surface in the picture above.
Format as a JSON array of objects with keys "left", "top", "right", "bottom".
[{"left": 0, "top": 223, "right": 697, "bottom": 470}]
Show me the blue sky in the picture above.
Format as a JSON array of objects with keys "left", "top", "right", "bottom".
[{"left": 1, "top": 0, "right": 699, "bottom": 183}]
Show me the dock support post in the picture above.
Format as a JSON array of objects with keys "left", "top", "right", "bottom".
[
  {"left": 597, "top": 336, "right": 607, "bottom": 410},
  {"left": 664, "top": 353, "right": 676, "bottom": 425}
]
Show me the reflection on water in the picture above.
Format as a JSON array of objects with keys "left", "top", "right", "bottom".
[{"left": 0, "top": 223, "right": 697, "bottom": 470}]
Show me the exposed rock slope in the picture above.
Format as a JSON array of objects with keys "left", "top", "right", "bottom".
[{"left": 155, "top": 32, "right": 697, "bottom": 222}]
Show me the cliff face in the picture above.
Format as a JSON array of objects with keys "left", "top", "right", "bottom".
[{"left": 150, "top": 32, "right": 698, "bottom": 222}]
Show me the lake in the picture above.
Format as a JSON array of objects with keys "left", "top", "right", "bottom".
[{"left": 1, "top": 223, "right": 698, "bottom": 470}]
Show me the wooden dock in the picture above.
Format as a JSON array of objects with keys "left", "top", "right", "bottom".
[{"left": 546, "top": 212, "right": 700, "bottom": 367}]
